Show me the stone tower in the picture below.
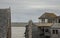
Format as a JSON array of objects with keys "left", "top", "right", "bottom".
[{"left": 0, "top": 8, "right": 11, "bottom": 38}]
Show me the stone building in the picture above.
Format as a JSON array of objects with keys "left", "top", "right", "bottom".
[
  {"left": 38, "top": 13, "right": 60, "bottom": 38},
  {"left": 25, "top": 12, "right": 60, "bottom": 38},
  {"left": 0, "top": 8, "right": 11, "bottom": 38}
]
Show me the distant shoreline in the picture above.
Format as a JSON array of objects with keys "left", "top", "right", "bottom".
[
  {"left": 11, "top": 26, "right": 25, "bottom": 27},
  {"left": 11, "top": 22, "right": 38, "bottom": 27}
]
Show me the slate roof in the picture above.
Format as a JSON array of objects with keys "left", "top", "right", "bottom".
[{"left": 38, "top": 12, "right": 57, "bottom": 19}]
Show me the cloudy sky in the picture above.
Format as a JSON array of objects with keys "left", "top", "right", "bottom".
[{"left": 0, "top": 0, "right": 60, "bottom": 22}]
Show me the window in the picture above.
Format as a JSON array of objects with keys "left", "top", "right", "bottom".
[
  {"left": 52, "top": 30, "right": 58, "bottom": 34},
  {"left": 56, "top": 30, "right": 58, "bottom": 34},
  {"left": 42, "top": 19, "right": 45, "bottom": 23},
  {"left": 45, "top": 19, "right": 48, "bottom": 23},
  {"left": 48, "top": 19, "right": 53, "bottom": 23},
  {"left": 53, "top": 30, "right": 55, "bottom": 34}
]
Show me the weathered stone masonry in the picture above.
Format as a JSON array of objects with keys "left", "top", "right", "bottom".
[{"left": 0, "top": 8, "right": 11, "bottom": 38}]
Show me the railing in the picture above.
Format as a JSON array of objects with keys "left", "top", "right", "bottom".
[{"left": 38, "top": 23, "right": 53, "bottom": 27}]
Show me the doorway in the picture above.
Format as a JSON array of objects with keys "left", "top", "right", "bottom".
[{"left": 45, "top": 36, "right": 50, "bottom": 38}]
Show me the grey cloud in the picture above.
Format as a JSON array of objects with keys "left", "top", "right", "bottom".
[
  {"left": 0, "top": 0, "right": 60, "bottom": 22},
  {"left": 11, "top": 8, "right": 60, "bottom": 22}
]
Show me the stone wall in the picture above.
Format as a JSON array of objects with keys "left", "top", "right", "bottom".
[{"left": 0, "top": 8, "right": 11, "bottom": 38}]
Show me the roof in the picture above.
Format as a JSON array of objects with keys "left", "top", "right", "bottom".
[
  {"left": 37, "top": 23, "right": 53, "bottom": 27},
  {"left": 38, "top": 12, "right": 57, "bottom": 19}
]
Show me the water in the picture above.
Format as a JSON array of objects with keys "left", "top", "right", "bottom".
[{"left": 11, "top": 27, "right": 25, "bottom": 38}]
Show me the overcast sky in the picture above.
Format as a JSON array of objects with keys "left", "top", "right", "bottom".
[{"left": 0, "top": 0, "right": 60, "bottom": 22}]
